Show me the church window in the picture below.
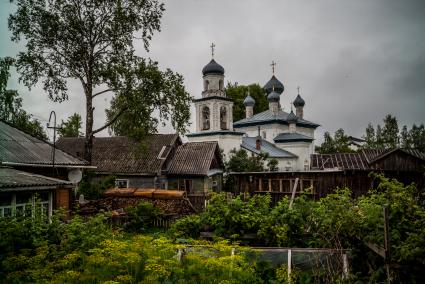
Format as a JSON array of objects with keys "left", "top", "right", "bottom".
[
  {"left": 219, "top": 79, "right": 224, "bottom": 90},
  {"left": 202, "top": 106, "right": 210, "bottom": 130},
  {"left": 220, "top": 106, "right": 227, "bottom": 130},
  {"left": 204, "top": 80, "right": 209, "bottom": 91},
  {"left": 262, "top": 131, "right": 267, "bottom": 139}
]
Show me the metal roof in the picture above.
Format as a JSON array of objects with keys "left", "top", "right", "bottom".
[
  {"left": 56, "top": 134, "right": 180, "bottom": 175},
  {"left": 233, "top": 109, "right": 320, "bottom": 129},
  {"left": 241, "top": 137, "right": 297, "bottom": 158},
  {"left": 263, "top": 75, "right": 284, "bottom": 94},
  {"left": 274, "top": 132, "right": 314, "bottom": 143},
  {"left": 202, "top": 59, "right": 225, "bottom": 75},
  {"left": 167, "top": 142, "right": 222, "bottom": 176},
  {"left": 0, "top": 121, "right": 88, "bottom": 167},
  {"left": 293, "top": 94, "right": 305, "bottom": 107},
  {"left": 0, "top": 167, "right": 71, "bottom": 191},
  {"left": 310, "top": 148, "right": 425, "bottom": 171}
]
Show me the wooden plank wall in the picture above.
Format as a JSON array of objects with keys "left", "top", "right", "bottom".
[{"left": 232, "top": 170, "right": 425, "bottom": 204}]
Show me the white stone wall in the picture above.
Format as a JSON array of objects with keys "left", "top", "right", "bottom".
[
  {"left": 275, "top": 141, "right": 313, "bottom": 170},
  {"left": 187, "top": 134, "right": 243, "bottom": 161}
]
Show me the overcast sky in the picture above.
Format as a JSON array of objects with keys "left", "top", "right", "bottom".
[{"left": 1, "top": 0, "right": 424, "bottom": 142}]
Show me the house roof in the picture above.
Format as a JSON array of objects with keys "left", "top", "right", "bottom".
[
  {"left": 0, "top": 167, "right": 72, "bottom": 191},
  {"left": 241, "top": 137, "right": 297, "bottom": 158},
  {"left": 56, "top": 134, "right": 180, "bottom": 175},
  {"left": 167, "top": 142, "right": 222, "bottom": 176},
  {"left": 233, "top": 109, "right": 319, "bottom": 129},
  {"left": 274, "top": 132, "right": 314, "bottom": 143},
  {"left": 0, "top": 121, "right": 88, "bottom": 167},
  {"left": 310, "top": 148, "right": 425, "bottom": 171}
]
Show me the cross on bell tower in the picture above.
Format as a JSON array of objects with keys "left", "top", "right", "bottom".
[
  {"left": 210, "top": 43, "right": 215, "bottom": 58},
  {"left": 271, "top": 60, "right": 276, "bottom": 75}
]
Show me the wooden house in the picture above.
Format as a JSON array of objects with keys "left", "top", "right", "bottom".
[
  {"left": 0, "top": 121, "right": 91, "bottom": 216},
  {"left": 167, "top": 141, "right": 223, "bottom": 193}
]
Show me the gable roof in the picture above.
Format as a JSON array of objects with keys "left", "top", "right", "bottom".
[
  {"left": 274, "top": 132, "right": 314, "bottom": 143},
  {"left": 241, "top": 137, "right": 297, "bottom": 158},
  {"left": 0, "top": 121, "right": 88, "bottom": 167},
  {"left": 0, "top": 167, "right": 72, "bottom": 191},
  {"left": 56, "top": 134, "right": 180, "bottom": 175},
  {"left": 167, "top": 142, "right": 222, "bottom": 176},
  {"left": 311, "top": 148, "right": 425, "bottom": 171},
  {"left": 233, "top": 109, "right": 319, "bottom": 129}
]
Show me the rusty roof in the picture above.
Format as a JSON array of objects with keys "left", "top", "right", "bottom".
[
  {"left": 0, "top": 167, "right": 72, "bottom": 191},
  {"left": 311, "top": 148, "right": 425, "bottom": 171},
  {"left": 0, "top": 121, "right": 88, "bottom": 167},
  {"left": 167, "top": 142, "right": 222, "bottom": 176},
  {"left": 56, "top": 134, "right": 180, "bottom": 175}
]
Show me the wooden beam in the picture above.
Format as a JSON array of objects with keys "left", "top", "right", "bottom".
[{"left": 289, "top": 178, "right": 299, "bottom": 209}]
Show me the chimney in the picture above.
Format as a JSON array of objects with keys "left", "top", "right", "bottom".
[{"left": 256, "top": 138, "right": 261, "bottom": 150}]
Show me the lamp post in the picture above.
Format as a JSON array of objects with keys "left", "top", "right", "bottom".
[{"left": 47, "top": 111, "right": 60, "bottom": 176}]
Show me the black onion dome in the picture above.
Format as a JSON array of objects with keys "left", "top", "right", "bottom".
[
  {"left": 293, "top": 94, "right": 305, "bottom": 107},
  {"left": 202, "top": 59, "right": 225, "bottom": 75},
  {"left": 287, "top": 110, "right": 298, "bottom": 123},
  {"left": 264, "top": 75, "right": 284, "bottom": 94}
]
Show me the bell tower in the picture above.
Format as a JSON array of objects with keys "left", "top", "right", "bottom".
[{"left": 194, "top": 44, "right": 233, "bottom": 132}]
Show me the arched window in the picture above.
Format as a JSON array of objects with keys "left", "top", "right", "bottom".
[
  {"left": 202, "top": 106, "right": 210, "bottom": 130},
  {"left": 220, "top": 106, "right": 227, "bottom": 130},
  {"left": 204, "top": 80, "right": 209, "bottom": 91},
  {"left": 219, "top": 79, "right": 224, "bottom": 90}
]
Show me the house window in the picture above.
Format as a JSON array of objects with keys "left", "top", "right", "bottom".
[
  {"left": 157, "top": 146, "right": 168, "bottom": 159},
  {"left": 115, "top": 179, "right": 129, "bottom": 189},
  {"left": 0, "top": 192, "right": 51, "bottom": 219}
]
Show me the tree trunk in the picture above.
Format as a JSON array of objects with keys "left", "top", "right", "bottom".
[{"left": 84, "top": 88, "right": 94, "bottom": 164}]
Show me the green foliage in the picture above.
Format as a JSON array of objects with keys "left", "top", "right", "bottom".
[
  {"left": 267, "top": 158, "right": 279, "bottom": 171},
  {"left": 77, "top": 171, "right": 115, "bottom": 200},
  {"left": 106, "top": 58, "right": 192, "bottom": 139},
  {"left": 362, "top": 114, "right": 425, "bottom": 151},
  {"left": 170, "top": 214, "right": 202, "bottom": 239},
  {"left": 125, "top": 201, "right": 164, "bottom": 233},
  {"left": 0, "top": 57, "right": 48, "bottom": 140},
  {"left": 9, "top": 0, "right": 191, "bottom": 161},
  {"left": 226, "top": 148, "right": 268, "bottom": 172},
  {"left": 225, "top": 82, "right": 268, "bottom": 122},
  {"left": 58, "top": 113, "right": 83, "bottom": 138},
  {"left": 316, "top": 128, "right": 353, "bottom": 154}
]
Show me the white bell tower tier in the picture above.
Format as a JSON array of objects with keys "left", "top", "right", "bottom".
[{"left": 187, "top": 45, "right": 244, "bottom": 160}]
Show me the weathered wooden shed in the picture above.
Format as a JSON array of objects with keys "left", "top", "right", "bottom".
[{"left": 231, "top": 148, "right": 425, "bottom": 203}]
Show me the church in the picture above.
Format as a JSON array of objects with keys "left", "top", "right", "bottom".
[{"left": 187, "top": 51, "right": 320, "bottom": 171}]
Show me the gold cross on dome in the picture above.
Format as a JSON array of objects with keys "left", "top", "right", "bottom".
[
  {"left": 271, "top": 61, "right": 276, "bottom": 75},
  {"left": 210, "top": 43, "right": 215, "bottom": 58}
]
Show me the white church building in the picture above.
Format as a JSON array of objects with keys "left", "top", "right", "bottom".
[{"left": 187, "top": 56, "right": 320, "bottom": 171}]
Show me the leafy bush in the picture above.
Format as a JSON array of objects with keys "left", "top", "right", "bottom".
[
  {"left": 170, "top": 214, "right": 202, "bottom": 239},
  {"left": 124, "top": 200, "right": 164, "bottom": 232}
]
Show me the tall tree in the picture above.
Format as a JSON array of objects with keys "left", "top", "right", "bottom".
[
  {"left": 0, "top": 57, "right": 48, "bottom": 140},
  {"left": 400, "top": 125, "right": 411, "bottom": 149},
  {"left": 375, "top": 124, "right": 383, "bottom": 147},
  {"left": 9, "top": 0, "right": 192, "bottom": 162},
  {"left": 362, "top": 123, "right": 376, "bottom": 148},
  {"left": 225, "top": 83, "right": 268, "bottom": 122},
  {"left": 316, "top": 129, "right": 352, "bottom": 154},
  {"left": 58, "top": 113, "right": 83, "bottom": 138},
  {"left": 381, "top": 114, "right": 399, "bottom": 148},
  {"left": 410, "top": 124, "right": 425, "bottom": 152}
]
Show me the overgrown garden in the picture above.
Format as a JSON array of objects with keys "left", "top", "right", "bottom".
[{"left": 1, "top": 174, "right": 424, "bottom": 283}]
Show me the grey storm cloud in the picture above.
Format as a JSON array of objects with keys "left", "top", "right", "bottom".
[{"left": 0, "top": 0, "right": 424, "bottom": 141}]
